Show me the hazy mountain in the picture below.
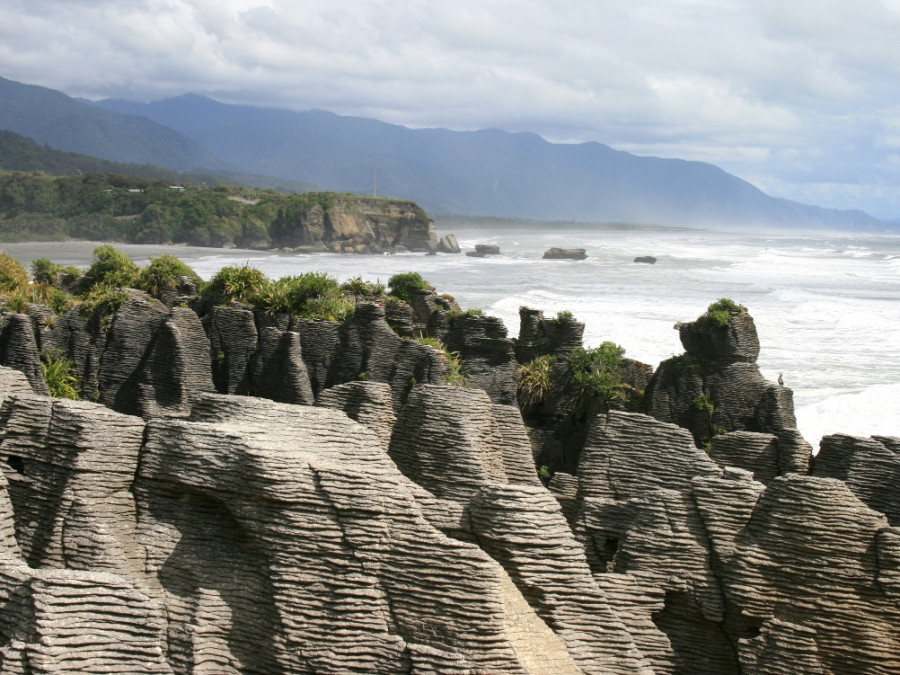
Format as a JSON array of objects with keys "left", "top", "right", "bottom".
[
  {"left": 0, "top": 77, "right": 227, "bottom": 172},
  {"left": 95, "top": 94, "right": 885, "bottom": 230},
  {"left": 0, "top": 76, "right": 887, "bottom": 229},
  {"left": 0, "top": 129, "right": 318, "bottom": 195}
]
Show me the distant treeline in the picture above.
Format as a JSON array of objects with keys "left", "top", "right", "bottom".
[{"left": 0, "top": 170, "right": 357, "bottom": 248}]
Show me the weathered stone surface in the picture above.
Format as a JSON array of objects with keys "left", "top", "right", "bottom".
[
  {"left": 0, "top": 365, "right": 33, "bottom": 406},
  {"left": 678, "top": 312, "right": 760, "bottom": 362},
  {"left": 138, "top": 306, "right": 217, "bottom": 417},
  {"left": 574, "top": 412, "right": 741, "bottom": 673},
  {"left": 813, "top": 433, "right": 900, "bottom": 525},
  {"left": 0, "top": 554, "right": 172, "bottom": 674},
  {"left": 646, "top": 308, "right": 809, "bottom": 464},
  {"left": 317, "top": 380, "right": 396, "bottom": 452},
  {"left": 444, "top": 313, "right": 519, "bottom": 405},
  {"left": 270, "top": 195, "right": 436, "bottom": 252},
  {"left": 0, "top": 396, "right": 145, "bottom": 572},
  {"left": 726, "top": 475, "right": 900, "bottom": 673},
  {"left": 471, "top": 483, "right": 655, "bottom": 674},
  {"left": 515, "top": 308, "right": 585, "bottom": 362},
  {"left": 206, "top": 304, "right": 257, "bottom": 395},
  {"left": 738, "top": 618, "right": 826, "bottom": 674},
  {"left": 249, "top": 326, "right": 315, "bottom": 404},
  {"left": 577, "top": 411, "right": 720, "bottom": 502},
  {"left": 389, "top": 384, "right": 508, "bottom": 510},
  {"left": 136, "top": 394, "right": 580, "bottom": 673},
  {"left": 709, "top": 431, "right": 783, "bottom": 484},
  {"left": 491, "top": 403, "right": 541, "bottom": 485},
  {"left": 1, "top": 291, "right": 898, "bottom": 674},
  {"left": 542, "top": 248, "right": 587, "bottom": 260},
  {"left": 0, "top": 313, "right": 49, "bottom": 395}
]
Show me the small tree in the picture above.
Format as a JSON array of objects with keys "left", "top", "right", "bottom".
[{"left": 388, "top": 272, "right": 431, "bottom": 305}]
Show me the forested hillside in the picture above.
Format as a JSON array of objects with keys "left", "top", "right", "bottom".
[{"left": 0, "top": 171, "right": 433, "bottom": 251}]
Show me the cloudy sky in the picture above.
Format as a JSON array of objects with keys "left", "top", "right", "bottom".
[{"left": 2, "top": 0, "right": 900, "bottom": 218}]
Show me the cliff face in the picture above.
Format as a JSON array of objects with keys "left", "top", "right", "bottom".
[
  {"left": 0, "top": 290, "right": 898, "bottom": 674},
  {"left": 270, "top": 194, "right": 438, "bottom": 253}
]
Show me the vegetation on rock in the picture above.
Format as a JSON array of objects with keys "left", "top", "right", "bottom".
[
  {"left": 0, "top": 251, "right": 29, "bottom": 295},
  {"left": 702, "top": 297, "right": 747, "bottom": 328},
  {"left": 136, "top": 254, "right": 204, "bottom": 300},
  {"left": 569, "top": 342, "right": 628, "bottom": 414},
  {"left": 40, "top": 349, "right": 82, "bottom": 399},
  {"left": 517, "top": 354, "right": 557, "bottom": 413},
  {"left": 388, "top": 272, "right": 431, "bottom": 305}
]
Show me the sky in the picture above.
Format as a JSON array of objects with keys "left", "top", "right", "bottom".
[{"left": 2, "top": 0, "right": 900, "bottom": 219}]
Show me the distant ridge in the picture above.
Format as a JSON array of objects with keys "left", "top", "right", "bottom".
[
  {"left": 92, "top": 95, "right": 891, "bottom": 231},
  {"left": 0, "top": 75, "right": 890, "bottom": 230},
  {"left": 0, "top": 129, "right": 318, "bottom": 194},
  {"left": 0, "top": 77, "right": 226, "bottom": 172}
]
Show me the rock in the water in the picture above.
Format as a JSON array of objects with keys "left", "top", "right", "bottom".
[
  {"left": 543, "top": 247, "right": 587, "bottom": 260},
  {"left": 437, "top": 233, "right": 461, "bottom": 253},
  {"left": 634, "top": 256, "right": 657, "bottom": 264},
  {"left": 466, "top": 243, "right": 501, "bottom": 257}
]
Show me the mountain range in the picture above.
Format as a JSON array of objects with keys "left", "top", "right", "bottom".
[{"left": 0, "top": 75, "right": 889, "bottom": 230}]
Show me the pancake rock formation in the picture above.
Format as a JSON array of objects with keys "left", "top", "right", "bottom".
[{"left": 0, "top": 285, "right": 898, "bottom": 674}]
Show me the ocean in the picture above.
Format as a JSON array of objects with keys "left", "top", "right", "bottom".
[{"left": 5, "top": 223, "right": 899, "bottom": 449}]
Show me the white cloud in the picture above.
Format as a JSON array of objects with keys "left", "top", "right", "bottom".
[{"left": 1, "top": 0, "right": 900, "bottom": 216}]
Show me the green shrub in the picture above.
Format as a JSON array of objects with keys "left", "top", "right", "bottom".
[
  {"left": 40, "top": 349, "right": 81, "bottom": 399},
  {"left": 518, "top": 354, "right": 557, "bottom": 413},
  {"left": 692, "top": 393, "right": 715, "bottom": 423},
  {"left": 75, "top": 245, "right": 141, "bottom": 295},
  {"left": 2, "top": 291, "right": 28, "bottom": 313},
  {"left": 340, "top": 275, "right": 384, "bottom": 299},
  {"left": 554, "top": 310, "right": 575, "bottom": 322},
  {"left": 301, "top": 291, "right": 356, "bottom": 321},
  {"left": 137, "top": 254, "right": 204, "bottom": 300},
  {"left": 27, "top": 283, "right": 75, "bottom": 315},
  {"left": 202, "top": 264, "right": 270, "bottom": 305},
  {"left": 31, "top": 258, "right": 62, "bottom": 285},
  {"left": 255, "top": 272, "right": 341, "bottom": 316},
  {"left": 79, "top": 284, "right": 130, "bottom": 323},
  {"left": 0, "top": 252, "right": 29, "bottom": 295},
  {"left": 388, "top": 272, "right": 430, "bottom": 304},
  {"left": 415, "top": 335, "right": 446, "bottom": 350},
  {"left": 569, "top": 341, "right": 627, "bottom": 414},
  {"left": 703, "top": 298, "right": 747, "bottom": 328}
]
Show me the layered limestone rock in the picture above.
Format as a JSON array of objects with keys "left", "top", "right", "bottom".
[
  {"left": 0, "top": 313, "right": 49, "bottom": 395},
  {"left": 573, "top": 412, "right": 734, "bottom": 674},
  {"left": 470, "top": 483, "right": 655, "bottom": 675},
  {"left": 725, "top": 475, "right": 900, "bottom": 673},
  {"left": 0, "top": 365, "right": 33, "bottom": 405},
  {"left": 0, "top": 554, "right": 172, "bottom": 674},
  {"left": 136, "top": 394, "right": 580, "bottom": 673},
  {"left": 1, "top": 291, "right": 898, "bottom": 674},
  {"left": 645, "top": 305, "right": 812, "bottom": 480},
  {"left": 269, "top": 194, "right": 437, "bottom": 252},
  {"left": 443, "top": 313, "right": 519, "bottom": 406},
  {"left": 813, "top": 433, "right": 900, "bottom": 525},
  {"left": 515, "top": 308, "right": 585, "bottom": 363}
]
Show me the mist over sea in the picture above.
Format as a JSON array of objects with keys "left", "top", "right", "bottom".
[{"left": 8, "top": 223, "right": 899, "bottom": 449}]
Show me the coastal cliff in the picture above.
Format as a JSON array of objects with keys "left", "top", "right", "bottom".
[{"left": 0, "top": 260, "right": 898, "bottom": 673}]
